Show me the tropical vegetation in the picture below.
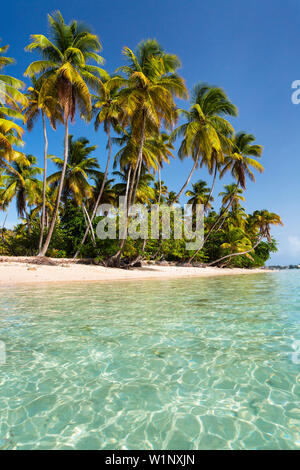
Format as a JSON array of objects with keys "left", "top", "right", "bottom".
[{"left": 0, "top": 11, "right": 282, "bottom": 267}]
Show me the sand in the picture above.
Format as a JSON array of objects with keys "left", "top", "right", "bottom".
[{"left": 0, "top": 257, "right": 271, "bottom": 285}]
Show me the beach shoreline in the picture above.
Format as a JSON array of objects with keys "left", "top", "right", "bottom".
[{"left": 0, "top": 257, "right": 272, "bottom": 286}]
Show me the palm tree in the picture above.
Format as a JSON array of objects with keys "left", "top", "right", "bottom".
[
  {"left": 24, "top": 77, "right": 63, "bottom": 251},
  {"left": 220, "top": 132, "right": 264, "bottom": 190},
  {"left": 219, "top": 183, "right": 245, "bottom": 209},
  {"left": 150, "top": 132, "right": 174, "bottom": 204},
  {"left": 90, "top": 175, "right": 116, "bottom": 206},
  {"left": 25, "top": 10, "right": 106, "bottom": 256},
  {"left": 208, "top": 210, "right": 283, "bottom": 266},
  {"left": 74, "top": 75, "right": 124, "bottom": 257},
  {"left": 171, "top": 83, "right": 237, "bottom": 203},
  {"left": 213, "top": 225, "right": 254, "bottom": 266},
  {"left": 186, "top": 180, "right": 213, "bottom": 214},
  {"left": 0, "top": 42, "right": 27, "bottom": 156},
  {"left": 1, "top": 155, "right": 42, "bottom": 233},
  {"left": 48, "top": 136, "right": 101, "bottom": 249},
  {"left": 188, "top": 183, "right": 244, "bottom": 264},
  {"left": 118, "top": 39, "right": 187, "bottom": 208},
  {"left": 166, "top": 191, "right": 177, "bottom": 207},
  {"left": 48, "top": 135, "right": 100, "bottom": 206},
  {"left": 204, "top": 132, "right": 264, "bottom": 242},
  {"left": 153, "top": 180, "right": 168, "bottom": 204}
]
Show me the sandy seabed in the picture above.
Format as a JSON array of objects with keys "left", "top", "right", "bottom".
[{"left": 0, "top": 257, "right": 271, "bottom": 285}]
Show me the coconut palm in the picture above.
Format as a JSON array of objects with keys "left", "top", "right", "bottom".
[
  {"left": 0, "top": 42, "right": 27, "bottom": 156},
  {"left": 220, "top": 132, "right": 264, "bottom": 190},
  {"left": 1, "top": 155, "right": 42, "bottom": 233},
  {"left": 171, "top": 83, "right": 237, "bottom": 203},
  {"left": 25, "top": 10, "right": 106, "bottom": 255},
  {"left": 74, "top": 75, "right": 124, "bottom": 257},
  {"left": 24, "top": 76, "right": 63, "bottom": 251},
  {"left": 213, "top": 225, "right": 254, "bottom": 266},
  {"left": 153, "top": 180, "right": 168, "bottom": 204},
  {"left": 219, "top": 184, "right": 245, "bottom": 209},
  {"left": 48, "top": 135, "right": 100, "bottom": 206},
  {"left": 118, "top": 39, "right": 187, "bottom": 208},
  {"left": 204, "top": 132, "right": 264, "bottom": 243},
  {"left": 150, "top": 132, "right": 174, "bottom": 204},
  {"left": 208, "top": 210, "right": 283, "bottom": 266},
  {"left": 186, "top": 180, "right": 213, "bottom": 214}
]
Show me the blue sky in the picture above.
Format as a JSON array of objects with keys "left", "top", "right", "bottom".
[{"left": 2, "top": 0, "right": 300, "bottom": 264}]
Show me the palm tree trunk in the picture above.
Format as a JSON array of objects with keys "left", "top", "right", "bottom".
[
  {"left": 173, "top": 150, "right": 200, "bottom": 205},
  {"left": 188, "top": 188, "right": 238, "bottom": 264},
  {"left": 204, "top": 164, "right": 217, "bottom": 212},
  {"left": 207, "top": 235, "right": 264, "bottom": 266},
  {"left": 39, "top": 118, "right": 69, "bottom": 256},
  {"left": 158, "top": 167, "right": 162, "bottom": 205},
  {"left": 108, "top": 165, "right": 132, "bottom": 264},
  {"left": 204, "top": 187, "right": 239, "bottom": 242},
  {"left": 38, "top": 111, "right": 48, "bottom": 253},
  {"left": 73, "top": 122, "right": 112, "bottom": 259},
  {"left": 82, "top": 203, "right": 96, "bottom": 245},
  {"left": 129, "top": 112, "right": 146, "bottom": 207}
]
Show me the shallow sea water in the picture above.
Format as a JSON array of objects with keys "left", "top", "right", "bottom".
[{"left": 0, "top": 271, "right": 300, "bottom": 449}]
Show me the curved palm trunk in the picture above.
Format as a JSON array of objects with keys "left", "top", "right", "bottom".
[
  {"left": 109, "top": 165, "right": 132, "bottom": 264},
  {"left": 158, "top": 167, "right": 162, "bottom": 205},
  {"left": 173, "top": 151, "right": 200, "bottom": 205},
  {"left": 188, "top": 188, "right": 238, "bottom": 264},
  {"left": 129, "top": 112, "right": 146, "bottom": 207},
  {"left": 38, "top": 111, "right": 48, "bottom": 253},
  {"left": 204, "top": 164, "right": 217, "bottom": 212},
  {"left": 38, "top": 118, "right": 69, "bottom": 257},
  {"left": 82, "top": 203, "right": 96, "bottom": 245},
  {"left": 74, "top": 123, "right": 112, "bottom": 259},
  {"left": 207, "top": 235, "right": 264, "bottom": 266}
]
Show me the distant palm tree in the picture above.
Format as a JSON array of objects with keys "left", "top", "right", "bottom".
[
  {"left": 171, "top": 83, "right": 237, "bottom": 203},
  {"left": 204, "top": 132, "right": 264, "bottom": 242},
  {"left": 219, "top": 183, "right": 245, "bottom": 210},
  {"left": 0, "top": 42, "right": 26, "bottom": 157},
  {"left": 220, "top": 132, "right": 263, "bottom": 190},
  {"left": 1, "top": 155, "right": 42, "bottom": 233},
  {"left": 186, "top": 180, "right": 212, "bottom": 214},
  {"left": 25, "top": 10, "right": 106, "bottom": 255},
  {"left": 48, "top": 135, "right": 100, "bottom": 206},
  {"left": 208, "top": 210, "right": 283, "bottom": 266}
]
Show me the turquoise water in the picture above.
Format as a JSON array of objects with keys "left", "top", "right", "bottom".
[{"left": 0, "top": 271, "right": 300, "bottom": 450}]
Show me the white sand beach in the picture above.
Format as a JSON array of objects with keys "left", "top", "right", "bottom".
[{"left": 0, "top": 257, "right": 271, "bottom": 285}]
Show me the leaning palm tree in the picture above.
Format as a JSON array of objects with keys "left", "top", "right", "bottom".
[
  {"left": 204, "top": 131, "right": 264, "bottom": 243},
  {"left": 188, "top": 182, "right": 245, "bottom": 263},
  {"left": 25, "top": 10, "right": 107, "bottom": 256},
  {"left": 208, "top": 210, "right": 283, "bottom": 266},
  {"left": 171, "top": 83, "right": 237, "bottom": 203},
  {"left": 24, "top": 76, "right": 63, "bottom": 251}
]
